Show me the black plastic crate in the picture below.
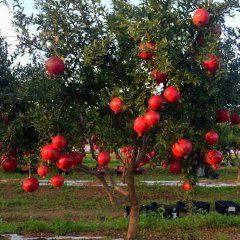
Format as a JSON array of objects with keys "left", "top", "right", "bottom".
[
  {"left": 215, "top": 201, "right": 240, "bottom": 215},
  {"left": 177, "top": 200, "right": 210, "bottom": 213},
  {"left": 125, "top": 202, "right": 179, "bottom": 219}
]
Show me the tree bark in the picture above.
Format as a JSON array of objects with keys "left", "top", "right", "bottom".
[{"left": 127, "top": 163, "right": 139, "bottom": 240}]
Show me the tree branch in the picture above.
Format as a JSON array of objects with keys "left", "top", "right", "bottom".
[
  {"left": 105, "top": 168, "right": 129, "bottom": 197},
  {"left": 135, "top": 132, "right": 150, "bottom": 166}
]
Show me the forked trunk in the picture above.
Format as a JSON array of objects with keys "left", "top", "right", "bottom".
[
  {"left": 237, "top": 162, "right": 240, "bottom": 183},
  {"left": 127, "top": 164, "right": 139, "bottom": 240}
]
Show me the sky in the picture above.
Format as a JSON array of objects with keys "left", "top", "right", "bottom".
[{"left": 0, "top": 0, "right": 239, "bottom": 60}]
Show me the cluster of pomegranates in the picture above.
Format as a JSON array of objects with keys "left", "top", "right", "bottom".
[
  {"left": 192, "top": 8, "right": 220, "bottom": 74},
  {"left": 216, "top": 108, "right": 240, "bottom": 125},
  {"left": 22, "top": 135, "right": 84, "bottom": 193},
  {"left": 204, "top": 131, "right": 223, "bottom": 170}
]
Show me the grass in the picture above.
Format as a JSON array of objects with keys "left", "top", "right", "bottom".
[
  {"left": 0, "top": 158, "right": 239, "bottom": 239},
  {"left": 0, "top": 212, "right": 239, "bottom": 235}
]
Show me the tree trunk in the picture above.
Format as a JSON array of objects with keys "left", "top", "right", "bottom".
[
  {"left": 237, "top": 162, "right": 240, "bottom": 183},
  {"left": 127, "top": 164, "right": 139, "bottom": 240}
]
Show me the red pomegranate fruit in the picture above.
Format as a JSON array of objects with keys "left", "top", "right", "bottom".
[
  {"left": 182, "top": 181, "right": 192, "bottom": 191},
  {"left": 163, "top": 86, "right": 181, "bottom": 103},
  {"left": 139, "top": 154, "right": 151, "bottom": 166},
  {"left": 51, "top": 175, "right": 64, "bottom": 188},
  {"left": 45, "top": 56, "right": 65, "bottom": 76},
  {"left": 148, "top": 95, "right": 165, "bottom": 110},
  {"left": 169, "top": 161, "right": 182, "bottom": 174},
  {"left": 193, "top": 8, "right": 210, "bottom": 27},
  {"left": 22, "top": 177, "right": 39, "bottom": 192},
  {"left": 216, "top": 108, "right": 230, "bottom": 123},
  {"left": 52, "top": 135, "right": 67, "bottom": 149},
  {"left": 1, "top": 158, "right": 17, "bottom": 172},
  {"left": 205, "top": 131, "right": 219, "bottom": 145},
  {"left": 150, "top": 70, "right": 167, "bottom": 84},
  {"left": 144, "top": 110, "right": 160, "bottom": 127},
  {"left": 133, "top": 116, "right": 150, "bottom": 136},
  {"left": 172, "top": 139, "right": 192, "bottom": 157},
  {"left": 205, "top": 150, "right": 223, "bottom": 165},
  {"left": 41, "top": 144, "right": 60, "bottom": 162},
  {"left": 202, "top": 54, "right": 219, "bottom": 74},
  {"left": 110, "top": 97, "right": 125, "bottom": 113},
  {"left": 37, "top": 166, "right": 49, "bottom": 177},
  {"left": 139, "top": 42, "right": 156, "bottom": 60},
  {"left": 56, "top": 154, "right": 74, "bottom": 171},
  {"left": 91, "top": 135, "right": 98, "bottom": 143},
  {"left": 71, "top": 151, "right": 84, "bottom": 166},
  {"left": 230, "top": 113, "right": 240, "bottom": 125},
  {"left": 97, "top": 151, "right": 111, "bottom": 166}
]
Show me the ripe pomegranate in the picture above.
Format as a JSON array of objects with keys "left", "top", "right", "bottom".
[
  {"left": 193, "top": 8, "right": 210, "bottom": 27},
  {"left": 94, "top": 144, "right": 98, "bottom": 150},
  {"left": 91, "top": 135, "right": 98, "bottom": 143},
  {"left": 22, "top": 177, "right": 39, "bottom": 192},
  {"left": 97, "top": 151, "right": 111, "bottom": 166},
  {"left": 3, "top": 115, "right": 9, "bottom": 125},
  {"left": 205, "top": 131, "right": 219, "bottom": 145},
  {"left": 51, "top": 175, "right": 64, "bottom": 188},
  {"left": 150, "top": 70, "right": 167, "bottom": 84},
  {"left": 230, "top": 113, "right": 240, "bottom": 125},
  {"left": 40, "top": 144, "right": 60, "bottom": 162},
  {"left": 216, "top": 108, "right": 230, "bottom": 123},
  {"left": 202, "top": 54, "right": 219, "bottom": 74},
  {"left": 182, "top": 181, "right": 192, "bottom": 191},
  {"left": 121, "top": 148, "right": 127, "bottom": 153},
  {"left": 169, "top": 161, "right": 182, "bottom": 174},
  {"left": 205, "top": 150, "right": 223, "bottom": 165},
  {"left": 150, "top": 150, "right": 156, "bottom": 157},
  {"left": 37, "top": 166, "right": 49, "bottom": 177},
  {"left": 163, "top": 86, "right": 181, "bottom": 103},
  {"left": 1, "top": 158, "right": 17, "bottom": 172},
  {"left": 56, "top": 154, "right": 74, "bottom": 171},
  {"left": 139, "top": 42, "right": 156, "bottom": 60},
  {"left": 161, "top": 161, "right": 168, "bottom": 169},
  {"left": 110, "top": 97, "right": 125, "bottom": 113},
  {"left": 144, "top": 110, "right": 160, "bottom": 127},
  {"left": 45, "top": 56, "right": 65, "bottom": 76},
  {"left": 148, "top": 95, "right": 165, "bottom": 110},
  {"left": 139, "top": 154, "right": 151, "bottom": 166},
  {"left": 52, "top": 135, "right": 67, "bottom": 149},
  {"left": 70, "top": 151, "right": 83, "bottom": 166},
  {"left": 133, "top": 116, "right": 150, "bottom": 136},
  {"left": 172, "top": 139, "right": 192, "bottom": 157}
]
